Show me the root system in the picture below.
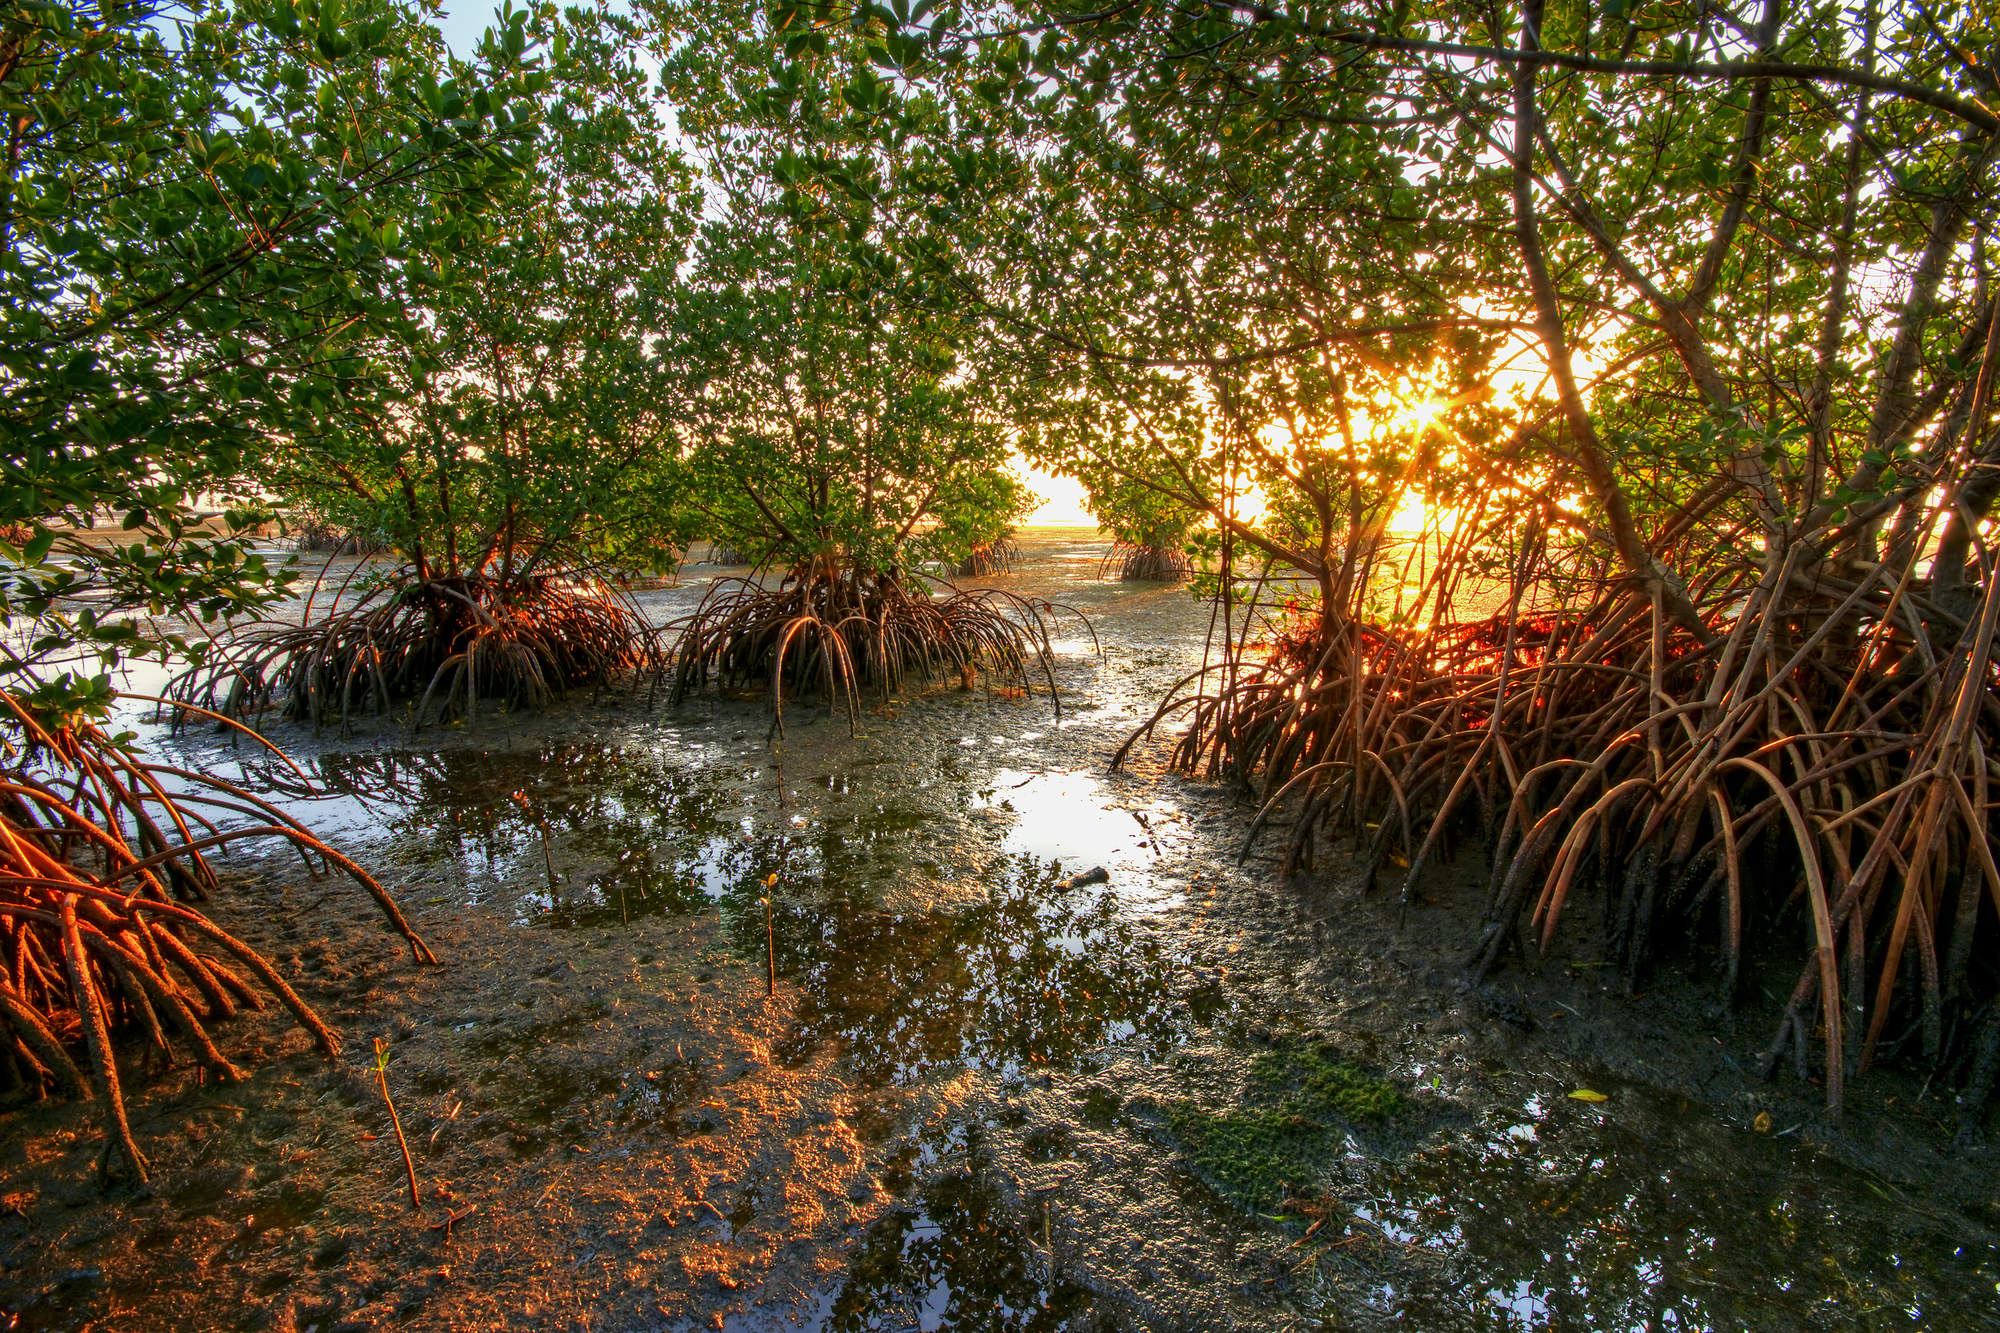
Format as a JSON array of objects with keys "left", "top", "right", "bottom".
[
  {"left": 1120, "top": 513, "right": 2000, "bottom": 1123},
  {"left": 289, "top": 520, "right": 381, "bottom": 556},
  {"left": 175, "top": 568, "right": 654, "bottom": 730},
  {"left": 0, "top": 693, "right": 434, "bottom": 1178},
  {"left": 957, "top": 537, "right": 1021, "bottom": 578},
  {"left": 1103, "top": 542, "right": 1193, "bottom": 583},
  {"left": 662, "top": 554, "right": 1087, "bottom": 733}
]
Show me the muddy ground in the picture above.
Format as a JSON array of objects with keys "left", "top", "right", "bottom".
[{"left": 1, "top": 532, "right": 1996, "bottom": 1332}]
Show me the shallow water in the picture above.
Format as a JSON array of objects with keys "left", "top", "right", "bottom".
[{"left": 6, "top": 533, "right": 1998, "bottom": 1332}]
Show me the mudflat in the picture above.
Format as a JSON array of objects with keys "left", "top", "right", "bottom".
[{"left": 1, "top": 534, "right": 1994, "bottom": 1331}]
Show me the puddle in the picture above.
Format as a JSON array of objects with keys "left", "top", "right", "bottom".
[
  {"left": 1318, "top": 1083, "right": 2000, "bottom": 1329},
  {"left": 750, "top": 854, "right": 1204, "bottom": 1088},
  {"left": 715, "top": 1120, "right": 1101, "bottom": 1333},
  {"left": 806, "top": 1174, "right": 1096, "bottom": 1332},
  {"left": 246, "top": 743, "right": 965, "bottom": 925},
  {"left": 766, "top": 1062, "right": 2000, "bottom": 1332},
  {"left": 971, "top": 770, "right": 1186, "bottom": 904}
]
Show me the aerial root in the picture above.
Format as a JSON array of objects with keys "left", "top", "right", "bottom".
[
  {"left": 957, "top": 537, "right": 1022, "bottom": 578},
  {"left": 662, "top": 558, "right": 1089, "bottom": 735},
  {"left": 0, "top": 694, "right": 435, "bottom": 1178},
  {"left": 1103, "top": 542, "right": 1193, "bottom": 582},
  {"left": 173, "top": 569, "right": 654, "bottom": 731},
  {"left": 1123, "top": 526, "right": 2000, "bottom": 1123}
]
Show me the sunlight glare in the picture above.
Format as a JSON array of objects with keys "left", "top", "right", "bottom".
[
  {"left": 1397, "top": 397, "right": 1451, "bottom": 433},
  {"left": 1389, "top": 490, "right": 1434, "bottom": 534},
  {"left": 1014, "top": 452, "right": 1097, "bottom": 526}
]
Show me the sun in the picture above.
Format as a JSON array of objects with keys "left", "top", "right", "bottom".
[{"left": 1397, "top": 397, "right": 1452, "bottom": 433}]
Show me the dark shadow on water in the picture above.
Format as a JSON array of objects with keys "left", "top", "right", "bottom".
[
  {"left": 722, "top": 853, "right": 1203, "bottom": 1089},
  {"left": 805, "top": 1127, "right": 1106, "bottom": 1333}
]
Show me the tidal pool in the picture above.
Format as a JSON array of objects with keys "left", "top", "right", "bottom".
[{"left": 0, "top": 532, "right": 1994, "bottom": 1332}]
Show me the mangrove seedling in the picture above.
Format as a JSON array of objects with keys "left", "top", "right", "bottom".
[
  {"left": 512, "top": 791, "right": 561, "bottom": 900},
  {"left": 373, "top": 1037, "right": 421, "bottom": 1211},
  {"left": 762, "top": 873, "right": 778, "bottom": 998}
]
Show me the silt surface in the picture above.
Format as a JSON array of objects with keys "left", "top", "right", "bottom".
[{"left": 0, "top": 531, "right": 1995, "bottom": 1332}]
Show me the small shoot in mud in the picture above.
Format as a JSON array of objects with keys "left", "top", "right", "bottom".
[{"left": 374, "top": 1036, "right": 422, "bottom": 1212}]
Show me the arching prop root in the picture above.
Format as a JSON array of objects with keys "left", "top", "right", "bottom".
[
  {"left": 661, "top": 557, "right": 1092, "bottom": 735},
  {"left": 1102, "top": 542, "right": 1193, "bottom": 583},
  {"left": 0, "top": 692, "right": 435, "bottom": 1179},
  {"left": 1121, "top": 529, "right": 2000, "bottom": 1125},
  {"left": 957, "top": 537, "right": 1021, "bottom": 578},
  {"left": 171, "top": 567, "right": 655, "bottom": 731}
]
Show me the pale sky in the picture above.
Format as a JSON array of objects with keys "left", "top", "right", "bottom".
[
  {"left": 427, "top": 2, "right": 507, "bottom": 54},
  {"left": 1015, "top": 458, "right": 1094, "bottom": 525}
]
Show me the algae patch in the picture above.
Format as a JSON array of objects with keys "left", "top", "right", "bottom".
[
  {"left": 1156, "top": 1040, "right": 1405, "bottom": 1212},
  {"left": 1246, "top": 1038, "right": 1405, "bottom": 1122},
  {"left": 1162, "top": 1105, "right": 1329, "bottom": 1213}
]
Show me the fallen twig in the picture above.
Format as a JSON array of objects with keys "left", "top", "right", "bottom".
[{"left": 429, "top": 1202, "right": 479, "bottom": 1237}]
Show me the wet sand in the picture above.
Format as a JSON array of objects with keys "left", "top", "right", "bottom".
[{"left": 0, "top": 532, "right": 1996, "bottom": 1331}]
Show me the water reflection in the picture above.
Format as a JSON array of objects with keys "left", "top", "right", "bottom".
[
  {"left": 729, "top": 855, "right": 1201, "bottom": 1088},
  {"left": 295, "top": 744, "right": 954, "bottom": 925},
  {"left": 810, "top": 1126, "right": 1100, "bottom": 1333},
  {"left": 114, "top": 613, "right": 2000, "bottom": 1333},
  {"left": 237, "top": 740, "right": 1998, "bottom": 1332},
  {"left": 971, "top": 770, "right": 1185, "bottom": 899},
  {"left": 292, "top": 743, "right": 1207, "bottom": 1090},
  {"left": 1297, "top": 1085, "right": 2000, "bottom": 1330}
]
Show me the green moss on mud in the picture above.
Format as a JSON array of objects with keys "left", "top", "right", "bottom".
[
  {"left": 1164, "top": 1106, "right": 1327, "bottom": 1211},
  {"left": 1248, "top": 1040, "right": 1405, "bottom": 1123},
  {"left": 1157, "top": 1040, "right": 1405, "bottom": 1212}
]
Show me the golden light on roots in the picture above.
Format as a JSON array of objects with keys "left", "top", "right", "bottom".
[
  {"left": 1117, "top": 443, "right": 2000, "bottom": 1127},
  {"left": 0, "top": 694, "right": 435, "bottom": 1179}
]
